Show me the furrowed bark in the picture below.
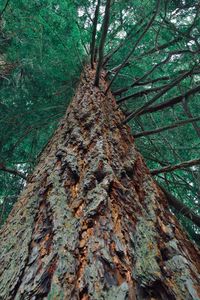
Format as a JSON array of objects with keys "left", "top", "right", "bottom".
[{"left": 0, "top": 66, "right": 200, "bottom": 300}]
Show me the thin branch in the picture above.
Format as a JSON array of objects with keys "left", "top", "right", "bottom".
[
  {"left": 123, "top": 69, "right": 193, "bottom": 124},
  {"left": 113, "top": 53, "right": 173, "bottom": 96},
  {"left": 0, "top": 0, "right": 10, "bottom": 16},
  {"left": 117, "top": 83, "right": 169, "bottom": 104},
  {"left": 94, "top": 0, "right": 111, "bottom": 86},
  {"left": 151, "top": 158, "right": 200, "bottom": 175},
  {"left": 140, "top": 36, "right": 182, "bottom": 57},
  {"left": 105, "top": 61, "right": 130, "bottom": 79},
  {"left": 114, "top": 47, "right": 197, "bottom": 97},
  {"left": 158, "top": 183, "right": 200, "bottom": 228},
  {"left": 104, "top": 0, "right": 161, "bottom": 94},
  {"left": 112, "top": 37, "right": 186, "bottom": 95},
  {"left": 133, "top": 116, "right": 200, "bottom": 138},
  {"left": 103, "top": 16, "right": 148, "bottom": 67},
  {"left": 113, "top": 76, "right": 171, "bottom": 96},
  {"left": 0, "top": 163, "right": 27, "bottom": 180},
  {"left": 182, "top": 97, "right": 200, "bottom": 138},
  {"left": 90, "top": 0, "right": 101, "bottom": 68},
  {"left": 75, "top": 21, "right": 89, "bottom": 55},
  {"left": 140, "top": 84, "right": 200, "bottom": 115}
]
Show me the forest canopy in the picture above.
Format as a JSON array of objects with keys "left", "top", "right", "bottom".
[{"left": 0, "top": 0, "right": 200, "bottom": 244}]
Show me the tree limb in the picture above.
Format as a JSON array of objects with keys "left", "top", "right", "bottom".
[
  {"left": 133, "top": 116, "right": 200, "bottom": 138},
  {"left": 113, "top": 53, "right": 173, "bottom": 95},
  {"left": 140, "top": 84, "right": 200, "bottom": 115},
  {"left": 115, "top": 46, "right": 197, "bottom": 97},
  {"left": 122, "top": 69, "right": 193, "bottom": 124},
  {"left": 0, "top": 0, "right": 10, "bottom": 16},
  {"left": 105, "top": 61, "right": 130, "bottom": 80},
  {"left": 103, "top": 15, "right": 148, "bottom": 67},
  {"left": 151, "top": 158, "right": 200, "bottom": 175},
  {"left": 105, "top": 0, "right": 161, "bottom": 94},
  {"left": 158, "top": 183, "right": 200, "bottom": 228},
  {"left": 113, "top": 76, "right": 171, "bottom": 96},
  {"left": 140, "top": 36, "right": 182, "bottom": 57},
  {"left": 182, "top": 97, "right": 200, "bottom": 138},
  {"left": 117, "top": 83, "right": 169, "bottom": 104},
  {"left": 0, "top": 163, "right": 27, "bottom": 180},
  {"left": 94, "top": 0, "right": 111, "bottom": 86},
  {"left": 90, "top": 0, "right": 101, "bottom": 68}
]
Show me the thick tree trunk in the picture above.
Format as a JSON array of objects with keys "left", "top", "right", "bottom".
[{"left": 0, "top": 66, "right": 200, "bottom": 300}]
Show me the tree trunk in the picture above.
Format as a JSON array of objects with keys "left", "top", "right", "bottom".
[{"left": 0, "top": 66, "right": 200, "bottom": 300}]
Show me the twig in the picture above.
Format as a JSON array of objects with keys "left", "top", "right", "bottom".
[
  {"left": 94, "top": 0, "right": 111, "bottom": 86},
  {"left": 133, "top": 116, "right": 200, "bottom": 138},
  {"left": 151, "top": 158, "right": 200, "bottom": 175}
]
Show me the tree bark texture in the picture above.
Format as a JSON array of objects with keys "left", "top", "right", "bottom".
[{"left": 0, "top": 66, "right": 200, "bottom": 300}]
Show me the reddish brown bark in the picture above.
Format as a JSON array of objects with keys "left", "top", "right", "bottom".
[{"left": 0, "top": 66, "right": 200, "bottom": 299}]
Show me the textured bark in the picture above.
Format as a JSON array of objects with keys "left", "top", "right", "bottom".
[{"left": 0, "top": 66, "right": 200, "bottom": 300}]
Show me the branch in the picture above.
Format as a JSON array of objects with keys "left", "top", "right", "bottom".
[
  {"left": 105, "top": 61, "right": 130, "bottom": 80},
  {"left": 182, "top": 97, "right": 200, "bottom": 138},
  {"left": 115, "top": 46, "right": 197, "bottom": 97},
  {"left": 103, "top": 15, "right": 147, "bottom": 67},
  {"left": 105, "top": 0, "right": 161, "bottom": 94},
  {"left": 113, "top": 76, "right": 171, "bottom": 96},
  {"left": 90, "top": 0, "right": 101, "bottom": 69},
  {"left": 94, "top": 0, "right": 111, "bottom": 86},
  {"left": 140, "top": 36, "right": 182, "bottom": 57},
  {"left": 0, "top": 163, "right": 27, "bottom": 180},
  {"left": 140, "top": 84, "right": 200, "bottom": 115},
  {"left": 158, "top": 183, "right": 200, "bottom": 228},
  {"left": 113, "top": 53, "right": 173, "bottom": 96},
  {"left": 122, "top": 69, "right": 193, "bottom": 124},
  {"left": 0, "top": 0, "right": 10, "bottom": 16},
  {"left": 161, "top": 14, "right": 200, "bottom": 48},
  {"left": 133, "top": 116, "right": 200, "bottom": 138},
  {"left": 151, "top": 158, "right": 200, "bottom": 175},
  {"left": 117, "top": 83, "right": 169, "bottom": 104}
]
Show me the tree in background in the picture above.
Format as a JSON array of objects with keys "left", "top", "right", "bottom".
[{"left": 0, "top": 0, "right": 200, "bottom": 298}]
